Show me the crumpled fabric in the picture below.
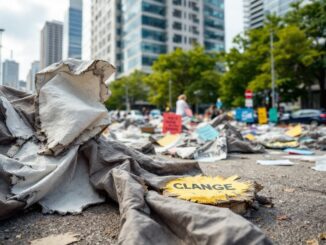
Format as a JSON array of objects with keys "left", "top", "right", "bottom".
[
  {"left": 211, "top": 115, "right": 266, "bottom": 154},
  {"left": 0, "top": 59, "right": 272, "bottom": 245}
]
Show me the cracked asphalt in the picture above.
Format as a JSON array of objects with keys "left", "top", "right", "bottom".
[{"left": 0, "top": 152, "right": 325, "bottom": 245}]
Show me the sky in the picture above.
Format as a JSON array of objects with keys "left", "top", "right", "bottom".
[{"left": 0, "top": 0, "right": 244, "bottom": 81}]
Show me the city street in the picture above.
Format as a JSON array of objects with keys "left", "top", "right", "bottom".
[{"left": 1, "top": 152, "right": 325, "bottom": 245}]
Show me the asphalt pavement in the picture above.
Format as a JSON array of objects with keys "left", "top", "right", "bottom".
[{"left": 0, "top": 152, "right": 325, "bottom": 245}]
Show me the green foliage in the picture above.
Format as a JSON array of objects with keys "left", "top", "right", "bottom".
[
  {"left": 105, "top": 70, "right": 148, "bottom": 110},
  {"left": 220, "top": 0, "right": 326, "bottom": 108},
  {"left": 145, "top": 46, "right": 222, "bottom": 108}
]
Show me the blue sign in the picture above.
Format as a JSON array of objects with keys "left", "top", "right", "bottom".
[
  {"left": 236, "top": 108, "right": 254, "bottom": 123},
  {"left": 196, "top": 125, "right": 219, "bottom": 141}
]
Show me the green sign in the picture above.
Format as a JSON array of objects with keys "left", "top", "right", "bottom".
[{"left": 269, "top": 108, "right": 278, "bottom": 123}]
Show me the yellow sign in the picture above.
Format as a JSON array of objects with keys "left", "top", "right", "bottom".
[
  {"left": 163, "top": 175, "right": 254, "bottom": 205},
  {"left": 244, "top": 133, "right": 256, "bottom": 141},
  {"left": 257, "top": 107, "right": 268, "bottom": 124},
  {"left": 157, "top": 134, "right": 181, "bottom": 147},
  {"left": 285, "top": 125, "right": 302, "bottom": 137},
  {"left": 265, "top": 141, "right": 299, "bottom": 149}
]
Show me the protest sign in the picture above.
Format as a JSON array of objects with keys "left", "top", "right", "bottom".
[
  {"left": 196, "top": 124, "right": 219, "bottom": 142},
  {"left": 269, "top": 108, "right": 278, "bottom": 123},
  {"left": 240, "top": 108, "right": 254, "bottom": 123},
  {"left": 163, "top": 175, "right": 256, "bottom": 214},
  {"left": 257, "top": 107, "right": 268, "bottom": 124},
  {"left": 162, "top": 113, "right": 182, "bottom": 134}
]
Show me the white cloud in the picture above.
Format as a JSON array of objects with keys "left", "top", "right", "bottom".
[{"left": 0, "top": 0, "right": 67, "bottom": 80}]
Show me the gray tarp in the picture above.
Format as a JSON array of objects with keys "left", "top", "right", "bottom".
[{"left": 0, "top": 59, "right": 272, "bottom": 244}]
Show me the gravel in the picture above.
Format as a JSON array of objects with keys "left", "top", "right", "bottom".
[{"left": 1, "top": 152, "right": 325, "bottom": 245}]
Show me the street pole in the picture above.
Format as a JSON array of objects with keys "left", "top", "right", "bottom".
[
  {"left": 0, "top": 29, "right": 4, "bottom": 86},
  {"left": 169, "top": 80, "right": 172, "bottom": 110},
  {"left": 270, "top": 30, "right": 276, "bottom": 108},
  {"left": 125, "top": 83, "right": 130, "bottom": 112}
]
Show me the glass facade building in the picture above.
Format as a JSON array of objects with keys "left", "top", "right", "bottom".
[
  {"left": 2, "top": 59, "right": 19, "bottom": 88},
  {"left": 64, "top": 0, "right": 82, "bottom": 59},
  {"left": 244, "top": 0, "right": 309, "bottom": 30},
  {"left": 91, "top": 0, "right": 225, "bottom": 77}
]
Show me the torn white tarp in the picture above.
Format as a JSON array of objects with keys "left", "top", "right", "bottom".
[
  {"left": 35, "top": 59, "right": 115, "bottom": 155},
  {"left": 0, "top": 96, "right": 33, "bottom": 139}
]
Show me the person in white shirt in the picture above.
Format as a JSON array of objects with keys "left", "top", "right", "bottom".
[{"left": 176, "top": 94, "right": 191, "bottom": 117}]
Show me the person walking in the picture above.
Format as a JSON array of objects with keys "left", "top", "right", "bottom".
[{"left": 176, "top": 94, "right": 192, "bottom": 117}]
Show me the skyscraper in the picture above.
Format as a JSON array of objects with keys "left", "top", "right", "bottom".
[
  {"left": 91, "top": 0, "right": 225, "bottom": 77},
  {"left": 244, "top": 0, "right": 309, "bottom": 30},
  {"left": 40, "top": 21, "right": 63, "bottom": 69},
  {"left": 243, "top": 0, "right": 264, "bottom": 30},
  {"left": 2, "top": 59, "right": 19, "bottom": 88},
  {"left": 63, "top": 0, "right": 83, "bottom": 59},
  {"left": 26, "top": 61, "right": 40, "bottom": 92}
]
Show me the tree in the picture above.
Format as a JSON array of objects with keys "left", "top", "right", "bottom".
[
  {"left": 220, "top": 8, "right": 323, "bottom": 108},
  {"left": 105, "top": 70, "right": 148, "bottom": 110},
  {"left": 285, "top": 0, "right": 326, "bottom": 108},
  {"left": 145, "top": 46, "right": 222, "bottom": 108}
]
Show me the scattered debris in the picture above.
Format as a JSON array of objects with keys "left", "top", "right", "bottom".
[
  {"left": 276, "top": 215, "right": 290, "bottom": 221},
  {"left": 257, "top": 160, "right": 296, "bottom": 166},
  {"left": 30, "top": 232, "right": 80, "bottom": 245},
  {"left": 312, "top": 159, "right": 326, "bottom": 171},
  {"left": 306, "top": 238, "right": 319, "bottom": 245}
]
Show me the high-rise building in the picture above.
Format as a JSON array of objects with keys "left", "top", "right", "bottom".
[
  {"left": 40, "top": 21, "right": 63, "bottom": 69},
  {"left": 2, "top": 59, "right": 19, "bottom": 88},
  {"left": 243, "top": 0, "right": 264, "bottom": 30},
  {"left": 63, "top": 0, "right": 83, "bottom": 59},
  {"left": 244, "top": 0, "right": 309, "bottom": 30},
  {"left": 26, "top": 61, "right": 40, "bottom": 92},
  {"left": 91, "top": 0, "right": 225, "bottom": 77}
]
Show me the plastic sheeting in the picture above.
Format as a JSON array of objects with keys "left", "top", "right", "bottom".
[{"left": 0, "top": 59, "right": 272, "bottom": 244}]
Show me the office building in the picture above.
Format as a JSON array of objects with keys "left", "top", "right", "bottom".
[
  {"left": 244, "top": 0, "right": 309, "bottom": 30},
  {"left": 40, "top": 21, "right": 63, "bottom": 69},
  {"left": 2, "top": 59, "right": 19, "bottom": 88},
  {"left": 91, "top": 0, "right": 225, "bottom": 77},
  {"left": 243, "top": 0, "right": 264, "bottom": 29},
  {"left": 63, "top": 0, "right": 83, "bottom": 59},
  {"left": 26, "top": 61, "right": 40, "bottom": 92}
]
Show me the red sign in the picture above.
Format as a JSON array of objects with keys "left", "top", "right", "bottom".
[
  {"left": 245, "top": 89, "right": 253, "bottom": 99},
  {"left": 163, "top": 113, "right": 182, "bottom": 134}
]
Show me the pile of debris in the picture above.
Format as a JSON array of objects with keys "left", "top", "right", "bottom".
[{"left": 0, "top": 59, "right": 272, "bottom": 244}]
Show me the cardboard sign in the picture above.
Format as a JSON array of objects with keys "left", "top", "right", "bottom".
[
  {"left": 157, "top": 134, "right": 181, "bottom": 147},
  {"left": 257, "top": 107, "right": 268, "bottom": 124},
  {"left": 162, "top": 113, "right": 182, "bottom": 134},
  {"left": 269, "top": 108, "right": 278, "bottom": 123},
  {"left": 196, "top": 124, "right": 219, "bottom": 142},
  {"left": 164, "top": 175, "right": 254, "bottom": 206}
]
